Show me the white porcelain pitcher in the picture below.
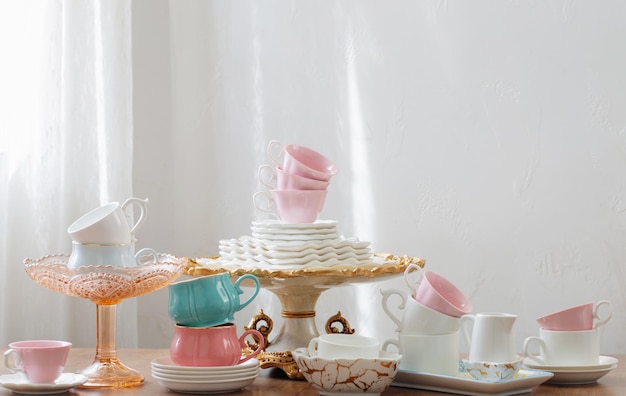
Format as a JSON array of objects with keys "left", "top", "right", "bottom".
[{"left": 461, "top": 312, "right": 517, "bottom": 362}]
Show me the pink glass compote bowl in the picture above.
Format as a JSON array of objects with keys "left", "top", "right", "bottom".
[{"left": 24, "top": 253, "right": 186, "bottom": 388}]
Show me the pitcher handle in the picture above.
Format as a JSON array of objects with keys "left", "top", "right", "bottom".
[
  {"left": 380, "top": 289, "right": 405, "bottom": 332},
  {"left": 235, "top": 274, "right": 261, "bottom": 311},
  {"left": 459, "top": 314, "right": 476, "bottom": 352}
]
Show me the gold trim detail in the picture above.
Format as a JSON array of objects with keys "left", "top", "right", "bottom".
[{"left": 282, "top": 310, "right": 316, "bottom": 318}]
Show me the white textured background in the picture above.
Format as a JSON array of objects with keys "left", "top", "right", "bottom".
[{"left": 131, "top": 1, "right": 626, "bottom": 354}]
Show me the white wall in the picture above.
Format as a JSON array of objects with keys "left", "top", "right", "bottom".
[{"left": 132, "top": 1, "right": 626, "bottom": 354}]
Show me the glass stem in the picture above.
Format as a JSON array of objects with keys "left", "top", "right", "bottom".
[{"left": 95, "top": 303, "right": 118, "bottom": 363}]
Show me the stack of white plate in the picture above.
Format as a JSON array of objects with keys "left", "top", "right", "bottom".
[
  {"left": 151, "top": 356, "right": 260, "bottom": 393},
  {"left": 214, "top": 219, "right": 375, "bottom": 267}
]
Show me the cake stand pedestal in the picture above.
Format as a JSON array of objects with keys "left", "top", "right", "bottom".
[
  {"left": 24, "top": 254, "right": 186, "bottom": 388},
  {"left": 188, "top": 253, "right": 424, "bottom": 379}
]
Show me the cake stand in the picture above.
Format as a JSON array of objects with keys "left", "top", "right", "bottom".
[
  {"left": 24, "top": 254, "right": 186, "bottom": 388},
  {"left": 187, "top": 253, "right": 424, "bottom": 379}
]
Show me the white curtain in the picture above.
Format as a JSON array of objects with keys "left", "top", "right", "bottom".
[{"left": 0, "top": 1, "right": 136, "bottom": 347}]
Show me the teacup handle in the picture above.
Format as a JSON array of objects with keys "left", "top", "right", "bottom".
[
  {"left": 267, "top": 140, "right": 284, "bottom": 167},
  {"left": 522, "top": 336, "right": 546, "bottom": 365},
  {"left": 252, "top": 191, "right": 278, "bottom": 219},
  {"left": 234, "top": 274, "right": 261, "bottom": 311},
  {"left": 308, "top": 337, "right": 320, "bottom": 356},
  {"left": 237, "top": 329, "right": 265, "bottom": 364},
  {"left": 593, "top": 300, "right": 612, "bottom": 329},
  {"left": 121, "top": 197, "right": 149, "bottom": 240},
  {"left": 381, "top": 339, "right": 400, "bottom": 353},
  {"left": 459, "top": 314, "right": 476, "bottom": 351},
  {"left": 135, "top": 247, "right": 159, "bottom": 265},
  {"left": 380, "top": 289, "right": 406, "bottom": 332},
  {"left": 3, "top": 349, "right": 22, "bottom": 374},
  {"left": 404, "top": 263, "right": 424, "bottom": 294},
  {"left": 258, "top": 165, "right": 277, "bottom": 190}
]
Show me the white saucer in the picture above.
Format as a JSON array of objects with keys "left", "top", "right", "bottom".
[
  {"left": 522, "top": 356, "right": 619, "bottom": 385},
  {"left": 152, "top": 372, "right": 257, "bottom": 393},
  {"left": 522, "top": 355, "right": 618, "bottom": 372},
  {"left": 0, "top": 373, "right": 88, "bottom": 394}
]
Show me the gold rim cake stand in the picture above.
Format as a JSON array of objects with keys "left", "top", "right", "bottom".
[
  {"left": 24, "top": 254, "right": 186, "bottom": 388},
  {"left": 187, "top": 253, "right": 424, "bottom": 379}
]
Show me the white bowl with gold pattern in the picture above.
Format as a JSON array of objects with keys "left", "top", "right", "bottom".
[
  {"left": 462, "top": 356, "right": 524, "bottom": 382},
  {"left": 292, "top": 347, "right": 401, "bottom": 395}
]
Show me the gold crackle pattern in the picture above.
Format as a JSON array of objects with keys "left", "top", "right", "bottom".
[
  {"left": 24, "top": 254, "right": 187, "bottom": 304},
  {"left": 292, "top": 349, "right": 400, "bottom": 393}
]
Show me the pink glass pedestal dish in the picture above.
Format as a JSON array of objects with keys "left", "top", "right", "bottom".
[{"left": 24, "top": 254, "right": 186, "bottom": 389}]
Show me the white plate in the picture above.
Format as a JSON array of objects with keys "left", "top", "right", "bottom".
[
  {"left": 542, "top": 365, "right": 617, "bottom": 385},
  {"left": 392, "top": 367, "right": 553, "bottom": 396},
  {"left": 251, "top": 219, "right": 338, "bottom": 230},
  {"left": 0, "top": 373, "right": 88, "bottom": 395},
  {"left": 252, "top": 232, "right": 341, "bottom": 241},
  {"left": 152, "top": 371, "right": 258, "bottom": 384},
  {"left": 151, "top": 367, "right": 258, "bottom": 380},
  {"left": 250, "top": 225, "right": 338, "bottom": 235},
  {"left": 522, "top": 355, "right": 618, "bottom": 372},
  {"left": 522, "top": 356, "right": 618, "bottom": 385},
  {"left": 151, "top": 356, "right": 259, "bottom": 374},
  {"left": 152, "top": 373, "right": 257, "bottom": 393}
]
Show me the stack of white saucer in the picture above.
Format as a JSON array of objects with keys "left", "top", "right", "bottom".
[
  {"left": 215, "top": 220, "right": 375, "bottom": 268},
  {"left": 151, "top": 356, "right": 259, "bottom": 393}
]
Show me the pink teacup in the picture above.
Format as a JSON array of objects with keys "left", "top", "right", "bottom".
[
  {"left": 4, "top": 340, "right": 72, "bottom": 383},
  {"left": 267, "top": 141, "right": 337, "bottom": 182},
  {"left": 258, "top": 165, "right": 329, "bottom": 191},
  {"left": 170, "top": 323, "right": 264, "bottom": 367},
  {"left": 253, "top": 189, "right": 328, "bottom": 224},
  {"left": 536, "top": 300, "right": 612, "bottom": 331},
  {"left": 405, "top": 264, "right": 472, "bottom": 318}
]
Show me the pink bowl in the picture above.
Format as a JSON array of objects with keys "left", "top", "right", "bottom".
[{"left": 413, "top": 271, "right": 472, "bottom": 318}]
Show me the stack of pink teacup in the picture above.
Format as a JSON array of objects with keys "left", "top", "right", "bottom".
[
  {"left": 523, "top": 300, "right": 613, "bottom": 368},
  {"left": 254, "top": 140, "right": 337, "bottom": 224},
  {"left": 381, "top": 263, "right": 472, "bottom": 376}
]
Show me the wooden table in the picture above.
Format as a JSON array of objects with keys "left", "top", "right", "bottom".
[{"left": 0, "top": 349, "right": 624, "bottom": 395}]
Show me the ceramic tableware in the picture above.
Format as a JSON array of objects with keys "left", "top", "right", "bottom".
[
  {"left": 307, "top": 334, "right": 380, "bottom": 359},
  {"left": 67, "top": 197, "right": 149, "bottom": 245},
  {"left": 170, "top": 323, "right": 264, "bottom": 367},
  {"left": 67, "top": 243, "right": 158, "bottom": 269},
  {"left": 461, "top": 312, "right": 517, "bottom": 363},
  {"left": 3, "top": 340, "right": 71, "bottom": 384},
  {"left": 404, "top": 264, "right": 472, "bottom": 318},
  {"left": 383, "top": 332, "right": 459, "bottom": 376},
  {"left": 523, "top": 328, "right": 600, "bottom": 366},
  {"left": 258, "top": 164, "right": 329, "bottom": 191},
  {"left": 168, "top": 273, "right": 260, "bottom": 327},
  {"left": 267, "top": 141, "right": 337, "bottom": 182},
  {"left": 536, "top": 300, "right": 612, "bottom": 331},
  {"left": 380, "top": 288, "right": 460, "bottom": 335},
  {"left": 253, "top": 190, "right": 327, "bottom": 224}
]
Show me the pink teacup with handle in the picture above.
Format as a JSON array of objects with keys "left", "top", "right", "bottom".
[
  {"left": 4, "top": 340, "right": 72, "bottom": 383},
  {"left": 267, "top": 141, "right": 337, "bottom": 182},
  {"left": 405, "top": 263, "right": 472, "bottom": 318},
  {"left": 258, "top": 164, "right": 329, "bottom": 191},
  {"left": 536, "top": 300, "right": 612, "bottom": 331},
  {"left": 170, "top": 323, "right": 264, "bottom": 367},
  {"left": 253, "top": 190, "right": 328, "bottom": 223}
]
